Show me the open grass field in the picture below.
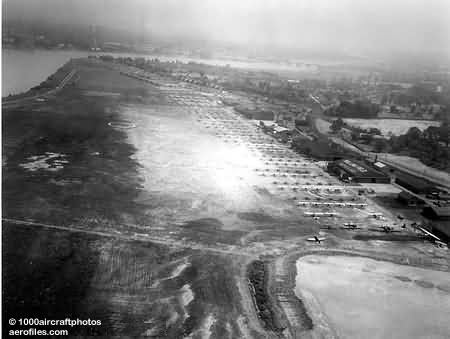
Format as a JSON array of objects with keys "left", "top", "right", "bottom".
[{"left": 343, "top": 118, "right": 440, "bottom": 136}]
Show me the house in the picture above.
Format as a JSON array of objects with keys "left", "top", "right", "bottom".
[{"left": 272, "top": 126, "right": 291, "bottom": 142}]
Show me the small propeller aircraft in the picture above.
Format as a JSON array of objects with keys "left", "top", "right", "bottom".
[
  {"left": 307, "top": 235, "right": 326, "bottom": 243},
  {"left": 341, "top": 222, "right": 361, "bottom": 230},
  {"left": 304, "top": 212, "right": 337, "bottom": 217},
  {"left": 369, "top": 225, "right": 401, "bottom": 233},
  {"left": 369, "top": 212, "right": 384, "bottom": 220}
]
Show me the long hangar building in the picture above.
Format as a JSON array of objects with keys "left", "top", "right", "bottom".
[{"left": 327, "top": 159, "right": 390, "bottom": 183}]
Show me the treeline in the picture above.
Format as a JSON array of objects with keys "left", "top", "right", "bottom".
[
  {"left": 247, "top": 261, "right": 284, "bottom": 333},
  {"left": 324, "top": 100, "right": 379, "bottom": 118},
  {"left": 382, "top": 85, "right": 449, "bottom": 106},
  {"left": 387, "top": 124, "right": 449, "bottom": 171},
  {"left": 330, "top": 117, "right": 382, "bottom": 135},
  {"left": 291, "top": 136, "right": 349, "bottom": 160}
]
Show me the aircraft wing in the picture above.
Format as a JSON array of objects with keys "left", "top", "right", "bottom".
[{"left": 418, "top": 227, "right": 441, "bottom": 242}]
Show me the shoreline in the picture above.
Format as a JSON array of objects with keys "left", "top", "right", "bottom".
[{"left": 2, "top": 66, "right": 78, "bottom": 108}]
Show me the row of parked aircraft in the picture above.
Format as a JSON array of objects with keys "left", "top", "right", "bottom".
[{"left": 307, "top": 225, "right": 447, "bottom": 248}]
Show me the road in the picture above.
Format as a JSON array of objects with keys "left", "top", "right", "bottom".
[{"left": 2, "top": 218, "right": 254, "bottom": 257}]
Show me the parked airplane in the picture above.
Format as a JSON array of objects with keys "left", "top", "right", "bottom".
[
  {"left": 370, "top": 225, "right": 400, "bottom": 233},
  {"left": 304, "top": 212, "right": 337, "bottom": 217},
  {"left": 368, "top": 212, "right": 384, "bottom": 219},
  {"left": 341, "top": 223, "right": 361, "bottom": 230},
  {"left": 307, "top": 236, "right": 326, "bottom": 243}
]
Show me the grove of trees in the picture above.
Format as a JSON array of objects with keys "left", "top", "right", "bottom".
[
  {"left": 324, "top": 100, "right": 380, "bottom": 118},
  {"left": 387, "top": 123, "right": 449, "bottom": 171}
]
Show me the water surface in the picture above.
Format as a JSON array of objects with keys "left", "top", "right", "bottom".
[{"left": 295, "top": 255, "right": 450, "bottom": 339}]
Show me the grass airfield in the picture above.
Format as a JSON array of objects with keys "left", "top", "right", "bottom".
[{"left": 3, "top": 58, "right": 449, "bottom": 338}]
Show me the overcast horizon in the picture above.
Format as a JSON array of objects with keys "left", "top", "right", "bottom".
[{"left": 3, "top": 0, "right": 450, "bottom": 62}]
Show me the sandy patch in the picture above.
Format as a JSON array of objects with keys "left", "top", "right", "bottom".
[
  {"left": 19, "top": 152, "right": 68, "bottom": 172},
  {"left": 179, "top": 284, "right": 194, "bottom": 323},
  {"left": 180, "top": 284, "right": 194, "bottom": 307},
  {"left": 199, "top": 314, "right": 215, "bottom": 339},
  {"left": 167, "top": 261, "right": 190, "bottom": 280},
  {"left": 186, "top": 314, "right": 216, "bottom": 339}
]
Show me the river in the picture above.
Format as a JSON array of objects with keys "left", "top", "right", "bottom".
[
  {"left": 2, "top": 48, "right": 326, "bottom": 97},
  {"left": 2, "top": 50, "right": 90, "bottom": 97},
  {"left": 295, "top": 255, "right": 450, "bottom": 339}
]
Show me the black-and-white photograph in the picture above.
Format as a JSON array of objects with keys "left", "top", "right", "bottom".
[{"left": 2, "top": 1, "right": 449, "bottom": 338}]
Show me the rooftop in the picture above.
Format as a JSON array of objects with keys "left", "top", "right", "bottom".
[
  {"left": 395, "top": 171, "right": 437, "bottom": 194},
  {"left": 334, "top": 159, "right": 388, "bottom": 179}
]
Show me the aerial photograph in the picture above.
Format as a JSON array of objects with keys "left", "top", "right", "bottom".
[{"left": 2, "top": 0, "right": 449, "bottom": 338}]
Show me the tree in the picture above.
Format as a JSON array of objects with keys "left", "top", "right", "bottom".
[
  {"left": 369, "top": 128, "right": 382, "bottom": 135},
  {"left": 330, "top": 118, "right": 345, "bottom": 133},
  {"left": 325, "top": 100, "right": 379, "bottom": 118},
  {"left": 438, "top": 122, "right": 449, "bottom": 147},
  {"left": 373, "top": 138, "right": 387, "bottom": 153},
  {"left": 351, "top": 131, "right": 359, "bottom": 141}
]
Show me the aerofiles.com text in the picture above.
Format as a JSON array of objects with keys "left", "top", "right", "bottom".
[{"left": 8, "top": 318, "right": 101, "bottom": 336}]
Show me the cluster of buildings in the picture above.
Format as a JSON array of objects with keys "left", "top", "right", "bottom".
[
  {"left": 327, "top": 157, "right": 450, "bottom": 241},
  {"left": 258, "top": 121, "right": 292, "bottom": 143},
  {"left": 327, "top": 159, "right": 390, "bottom": 184},
  {"left": 377, "top": 103, "right": 444, "bottom": 120}
]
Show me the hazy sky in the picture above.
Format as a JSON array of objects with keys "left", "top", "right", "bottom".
[{"left": 3, "top": 0, "right": 450, "bottom": 59}]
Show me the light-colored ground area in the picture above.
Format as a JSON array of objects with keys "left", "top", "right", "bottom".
[
  {"left": 19, "top": 152, "right": 68, "bottom": 172},
  {"left": 315, "top": 118, "right": 331, "bottom": 134},
  {"left": 119, "top": 103, "right": 288, "bottom": 230},
  {"left": 342, "top": 119, "right": 440, "bottom": 137},
  {"left": 377, "top": 153, "right": 450, "bottom": 187},
  {"left": 296, "top": 255, "right": 450, "bottom": 339}
]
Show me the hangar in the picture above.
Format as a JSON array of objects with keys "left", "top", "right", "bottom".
[{"left": 327, "top": 159, "right": 390, "bottom": 184}]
